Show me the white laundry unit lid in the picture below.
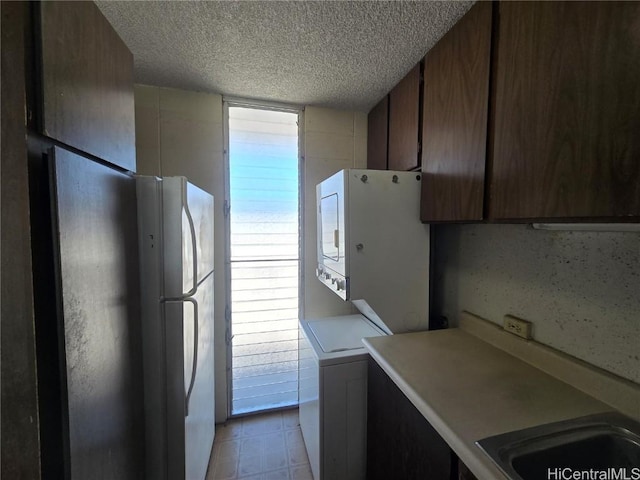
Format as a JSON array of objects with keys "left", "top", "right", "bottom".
[{"left": 307, "top": 315, "right": 385, "bottom": 353}]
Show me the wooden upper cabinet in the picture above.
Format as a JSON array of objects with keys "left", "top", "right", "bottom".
[
  {"left": 388, "top": 64, "right": 421, "bottom": 171},
  {"left": 490, "top": 2, "right": 640, "bottom": 220},
  {"left": 367, "top": 95, "right": 389, "bottom": 170},
  {"left": 40, "top": 1, "right": 136, "bottom": 172},
  {"left": 420, "top": 2, "right": 492, "bottom": 222}
]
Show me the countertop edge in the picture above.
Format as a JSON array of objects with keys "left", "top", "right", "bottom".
[{"left": 363, "top": 338, "right": 508, "bottom": 480}]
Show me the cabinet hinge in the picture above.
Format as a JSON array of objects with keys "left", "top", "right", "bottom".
[{"left": 223, "top": 200, "right": 231, "bottom": 218}]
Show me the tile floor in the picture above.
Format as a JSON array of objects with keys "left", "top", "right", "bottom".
[{"left": 207, "top": 408, "right": 313, "bottom": 480}]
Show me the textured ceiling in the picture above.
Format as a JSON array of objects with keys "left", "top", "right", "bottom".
[{"left": 96, "top": 1, "right": 474, "bottom": 112}]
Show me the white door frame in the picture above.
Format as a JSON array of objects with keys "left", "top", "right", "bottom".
[{"left": 222, "top": 98, "right": 305, "bottom": 418}]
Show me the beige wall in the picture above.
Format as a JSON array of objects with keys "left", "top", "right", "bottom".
[
  {"left": 135, "top": 85, "right": 225, "bottom": 190},
  {"left": 134, "top": 85, "right": 228, "bottom": 422},
  {"left": 134, "top": 89, "right": 367, "bottom": 420},
  {"left": 302, "top": 107, "right": 368, "bottom": 319},
  {"left": 432, "top": 224, "right": 640, "bottom": 384}
]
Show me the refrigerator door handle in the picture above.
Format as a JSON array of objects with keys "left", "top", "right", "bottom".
[
  {"left": 183, "top": 186, "right": 198, "bottom": 297},
  {"left": 183, "top": 297, "right": 199, "bottom": 417},
  {"left": 162, "top": 297, "right": 199, "bottom": 417}
]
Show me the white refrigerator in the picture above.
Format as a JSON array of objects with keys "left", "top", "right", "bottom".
[{"left": 137, "top": 176, "right": 215, "bottom": 480}]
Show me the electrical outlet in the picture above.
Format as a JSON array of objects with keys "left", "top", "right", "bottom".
[{"left": 503, "top": 315, "right": 533, "bottom": 339}]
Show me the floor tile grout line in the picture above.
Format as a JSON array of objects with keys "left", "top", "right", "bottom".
[
  {"left": 209, "top": 410, "right": 310, "bottom": 480},
  {"left": 214, "top": 428, "right": 302, "bottom": 444}
]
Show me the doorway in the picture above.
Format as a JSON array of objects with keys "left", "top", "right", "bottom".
[{"left": 225, "top": 104, "right": 301, "bottom": 415}]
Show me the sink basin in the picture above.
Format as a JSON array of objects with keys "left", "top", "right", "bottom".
[{"left": 477, "top": 412, "right": 640, "bottom": 480}]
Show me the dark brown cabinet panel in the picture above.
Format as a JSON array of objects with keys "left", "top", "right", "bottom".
[
  {"left": 40, "top": 1, "right": 136, "bottom": 171},
  {"left": 459, "top": 459, "right": 479, "bottom": 480},
  {"left": 2, "top": 3, "right": 42, "bottom": 478},
  {"left": 420, "top": 2, "right": 492, "bottom": 222},
  {"left": 389, "top": 64, "right": 421, "bottom": 171},
  {"left": 491, "top": 1, "right": 640, "bottom": 220},
  {"left": 35, "top": 147, "right": 144, "bottom": 478},
  {"left": 367, "top": 358, "right": 456, "bottom": 480},
  {"left": 367, "top": 96, "right": 389, "bottom": 170}
]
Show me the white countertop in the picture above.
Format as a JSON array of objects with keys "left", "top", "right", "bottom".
[{"left": 363, "top": 325, "right": 616, "bottom": 480}]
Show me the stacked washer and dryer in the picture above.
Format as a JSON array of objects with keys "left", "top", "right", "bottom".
[{"left": 299, "top": 169, "right": 431, "bottom": 480}]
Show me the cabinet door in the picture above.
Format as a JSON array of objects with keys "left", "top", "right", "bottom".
[
  {"left": 420, "top": 2, "right": 492, "bottom": 222},
  {"left": 40, "top": 1, "right": 136, "bottom": 171},
  {"left": 367, "top": 358, "right": 454, "bottom": 480},
  {"left": 491, "top": 2, "right": 640, "bottom": 220},
  {"left": 367, "top": 96, "right": 389, "bottom": 170},
  {"left": 388, "top": 64, "right": 421, "bottom": 171},
  {"left": 47, "top": 147, "right": 143, "bottom": 479},
  {"left": 323, "top": 361, "right": 368, "bottom": 480}
]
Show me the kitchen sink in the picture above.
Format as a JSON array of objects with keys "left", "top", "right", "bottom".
[{"left": 476, "top": 412, "right": 640, "bottom": 480}]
